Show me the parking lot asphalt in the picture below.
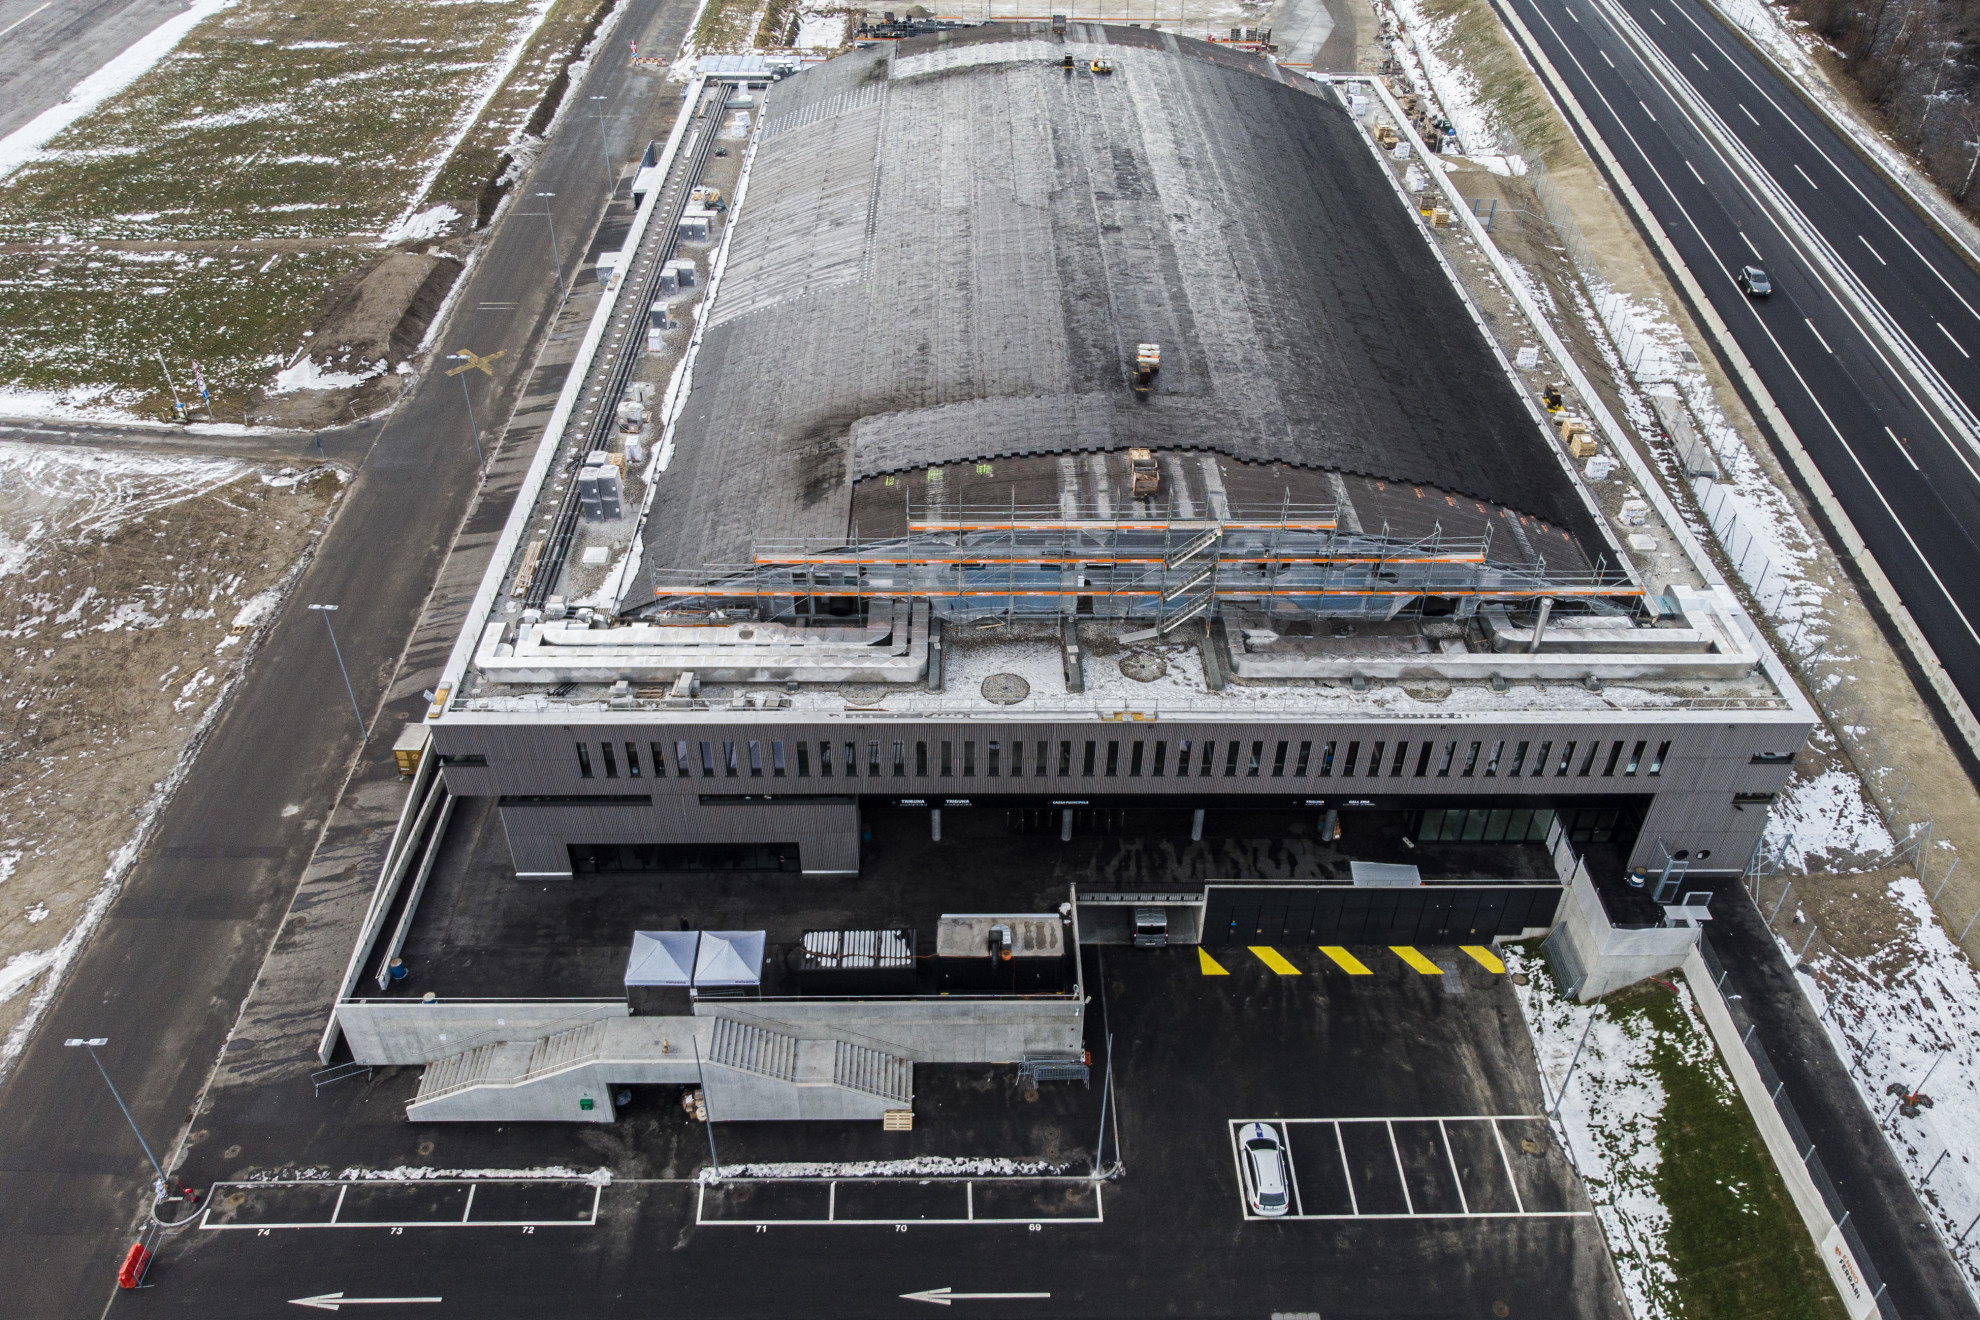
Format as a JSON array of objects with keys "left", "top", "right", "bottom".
[{"left": 136, "top": 935, "right": 1625, "bottom": 1319}]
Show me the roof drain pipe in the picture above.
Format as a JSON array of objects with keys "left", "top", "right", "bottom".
[{"left": 1529, "top": 596, "right": 1555, "bottom": 654}]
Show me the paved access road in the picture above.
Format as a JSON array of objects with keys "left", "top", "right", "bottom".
[
  {"left": 1707, "top": 888, "right": 1980, "bottom": 1320},
  {"left": 0, "top": 0, "right": 694, "bottom": 1313},
  {"left": 1496, "top": 0, "right": 1980, "bottom": 723},
  {"left": 0, "top": 0, "right": 195, "bottom": 143}
]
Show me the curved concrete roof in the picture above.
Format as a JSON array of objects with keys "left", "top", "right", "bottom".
[{"left": 646, "top": 25, "right": 1602, "bottom": 572}]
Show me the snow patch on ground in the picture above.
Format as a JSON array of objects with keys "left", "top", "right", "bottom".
[
  {"left": 328, "top": 1164, "right": 594, "bottom": 1182},
  {"left": 1789, "top": 875, "right": 1980, "bottom": 1301},
  {"left": 794, "top": 12, "right": 847, "bottom": 48},
  {"left": 0, "top": 948, "right": 55, "bottom": 1005},
  {"left": 1763, "top": 767, "right": 1896, "bottom": 872},
  {"left": 696, "top": 1156, "right": 1071, "bottom": 1183},
  {"left": 381, "top": 203, "right": 461, "bottom": 245},
  {"left": 270, "top": 356, "right": 385, "bottom": 395},
  {"left": 0, "top": 0, "right": 237, "bottom": 185}
]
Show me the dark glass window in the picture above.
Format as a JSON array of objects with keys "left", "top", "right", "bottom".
[{"left": 576, "top": 742, "right": 593, "bottom": 778}]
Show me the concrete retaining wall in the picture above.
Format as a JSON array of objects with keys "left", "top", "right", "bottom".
[{"left": 339, "top": 1000, "right": 629, "bottom": 1066}]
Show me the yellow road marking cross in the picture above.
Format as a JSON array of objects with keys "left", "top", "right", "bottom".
[
  {"left": 446, "top": 347, "right": 507, "bottom": 377},
  {"left": 1319, "top": 946, "right": 1373, "bottom": 975},
  {"left": 1460, "top": 944, "right": 1507, "bottom": 973},
  {"left": 1392, "top": 946, "right": 1443, "bottom": 975},
  {"left": 1198, "top": 948, "right": 1229, "bottom": 976},
  {"left": 1249, "top": 946, "right": 1301, "bottom": 975}
]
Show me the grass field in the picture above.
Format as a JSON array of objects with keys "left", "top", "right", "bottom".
[
  {"left": 1514, "top": 950, "right": 1848, "bottom": 1319},
  {"left": 0, "top": 0, "right": 609, "bottom": 418}
]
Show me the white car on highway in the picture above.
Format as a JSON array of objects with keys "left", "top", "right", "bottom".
[{"left": 1239, "top": 1121, "right": 1291, "bottom": 1217}]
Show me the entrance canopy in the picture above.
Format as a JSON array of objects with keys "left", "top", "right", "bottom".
[
  {"left": 625, "top": 930, "right": 699, "bottom": 986},
  {"left": 694, "top": 930, "right": 766, "bottom": 987}
]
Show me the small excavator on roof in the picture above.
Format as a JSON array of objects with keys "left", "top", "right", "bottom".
[{"left": 1131, "top": 342, "right": 1161, "bottom": 399}]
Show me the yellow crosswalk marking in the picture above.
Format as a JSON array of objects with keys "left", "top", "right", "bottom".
[
  {"left": 1461, "top": 944, "right": 1507, "bottom": 973},
  {"left": 1198, "top": 947, "right": 1229, "bottom": 976},
  {"left": 1319, "top": 946, "right": 1373, "bottom": 975},
  {"left": 1392, "top": 946, "right": 1443, "bottom": 974},
  {"left": 1249, "top": 946, "right": 1301, "bottom": 975}
]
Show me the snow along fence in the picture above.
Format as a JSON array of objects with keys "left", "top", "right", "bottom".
[{"left": 1687, "top": 931, "right": 1892, "bottom": 1319}]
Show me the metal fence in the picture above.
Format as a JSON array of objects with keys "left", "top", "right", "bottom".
[{"left": 1697, "top": 928, "right": 1902, "bottom": 1318}]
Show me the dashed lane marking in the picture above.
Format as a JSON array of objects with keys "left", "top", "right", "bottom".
[
  {"left": 1460, "top": 945, "right": 1507, "bottom": 974},
  {"left": 1318, "top": 946, "right": 1373, "bottom": 975},
  {"left": 1199, "top": 948, "right": 1230, "bottom": 976},
  {"left": 1249, "top": 946, "right": 1302, "bottom": 975},
  {"left": 1391, "top": 947, "right": 1443, "bottom": 975}
]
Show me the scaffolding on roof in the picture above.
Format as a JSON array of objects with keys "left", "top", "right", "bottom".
[{"left": 633, "top": 500, "right": 1639, "bottom": 625}]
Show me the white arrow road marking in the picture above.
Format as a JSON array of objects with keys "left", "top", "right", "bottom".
[
  {"left": 289, "top": 1295, "right": 442, "bottom": 1311},
  {"left": 901, "top": 1288, "right": 1051, "bottom": 1306}
]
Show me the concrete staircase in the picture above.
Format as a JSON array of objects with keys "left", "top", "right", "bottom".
[
  {"left": 835, "top": 1040, "right": 912, "bottom": 1103},
  {"left": 409, "top": 1021, "right": 609, "bottom": 1113},
  {"left": 709, "top": 1017, "right": 797, "bottom": 1081}
]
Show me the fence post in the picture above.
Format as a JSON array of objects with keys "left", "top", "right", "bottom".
[
  {"left": 1768, "top": 881, "right": 1793, "bottom": 926},
  {"left": 1934, "top": 857, "right": 1959, "bottom": 902}
]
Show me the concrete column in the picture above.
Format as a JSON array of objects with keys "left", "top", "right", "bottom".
[
  {"left": 1061, "top": 808, "right": 1073, "bottom": 842},
  {"left": 1323, "top": 808, "right": 1339, "bottom": 842},
  {"left": 1191, "top": 808, "right": 1205, "bottom": 842},
  {"left": 931, "top": 808, "right": 942, "bottom": 842}
]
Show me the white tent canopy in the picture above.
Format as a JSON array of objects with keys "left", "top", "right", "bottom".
[
  {"left": 693, "top": 930, "right": 765, "bottom": 987},
  {"left": 625, "top": 930, "right": 699, "bottom": 986}
]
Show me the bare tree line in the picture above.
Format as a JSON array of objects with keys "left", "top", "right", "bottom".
[{"left": 1792, "top": 0, "right": 1980, "bottom": 202}]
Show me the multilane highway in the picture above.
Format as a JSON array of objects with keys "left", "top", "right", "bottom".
[{"left": 1497, "top": 0, "right": 1980, "bottom": 739}]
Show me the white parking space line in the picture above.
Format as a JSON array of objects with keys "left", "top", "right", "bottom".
[
  {"left": 197, "top": 1179, "right": 602, "bottom": 1231},
  {"left": 1438, "top": 1120, "right": 1469, "bottom": 1216},
  {"left": 1334, "top": 1124, "right": 1359, "bottom": 1216},
  {"left": 1490, "top": 1122, "right": 1526, "bottom": 1214},
  {"left": 1386, "top": 1124, "right": 1415, "bottom": 1215},
  {"left": 1227, "top": 1118, "right": 1593, "bottom": 1222},
  {"left": 692, "top": 1178, "right": 1105, "bottom": 1228},
  {"left": 1281, "top": 1123, "right": 1305, "bottom": 1217}
]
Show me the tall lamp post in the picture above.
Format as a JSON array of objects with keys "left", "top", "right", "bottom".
[
  {"left": 64, "top": 1038, "right": 169, "bottom": 1197},
  {"left": 444, "top": 352, "right": 494, "bottom": 479},
  {"left": 308, "top": 603, "right": 368, "bottom": 739},
  {"left": 589, "top": 95, "right": 615, "bottom": 191},
  {"left": 533, "top": 192, "right": 567, "bottom": 298}
]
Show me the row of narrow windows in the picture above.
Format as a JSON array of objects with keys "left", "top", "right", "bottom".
[{"left": 575, "top": 737, "right": 1671, "bottom": 782}]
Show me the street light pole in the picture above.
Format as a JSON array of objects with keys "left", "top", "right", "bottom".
[
  {"left": 308, "top": 604, "right": 368, "bottom": 739},
  {"left": 533, "top": 192, "right": 567, "bottom": 298},
  {"left": 589, "top": 95, "right": 614, "bottom": 192},
  {"left": 446, "top": 354, "right": 489, "bottom": 478},
  {"left": 65, "top": 1038, "right": 168, "bottom": 1194}
]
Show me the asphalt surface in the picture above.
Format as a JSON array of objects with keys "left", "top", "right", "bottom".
[
  {"left": 0, "top": 0, "right": 194, "bottom": 144},
  {"left": 0, "top": 1, "right": 695, "bottom": 1314},
  {"left": 1496, "top": 0, "right": 1980, "bottom": 726},
  {"left": 1705, "top": 888, "right": 1980, "bottom": 1319},
  {"left": 136, "top": 941, "right": 1620, "bottom": 1319}
]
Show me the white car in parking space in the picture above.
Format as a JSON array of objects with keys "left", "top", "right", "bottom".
[{"left": 1239, "top": 1121, "right": 1291, "bottom": 1217}]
